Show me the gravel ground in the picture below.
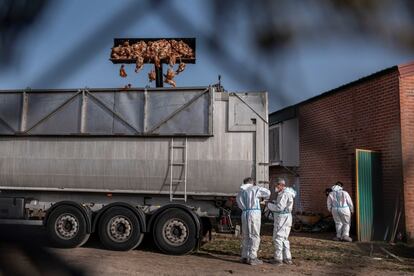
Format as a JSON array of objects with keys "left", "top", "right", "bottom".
[{"left": 0, "top": 225, "right": 413, "bottom": 276}]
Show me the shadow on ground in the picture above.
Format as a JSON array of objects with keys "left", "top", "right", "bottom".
[{"left": 0, "top": 225, "right": 86, "bottom": 276}]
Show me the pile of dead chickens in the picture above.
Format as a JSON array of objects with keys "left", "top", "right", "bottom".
[{"left": 111, "top": 39, "right": 194, "bottom": 87}]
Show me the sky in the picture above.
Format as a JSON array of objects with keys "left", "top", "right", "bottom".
[{"left": 0, "top": 0, "right": 413, "bottom": 112}]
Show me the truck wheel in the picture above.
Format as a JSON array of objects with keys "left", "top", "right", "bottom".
[
  {"left": 47, "top": 205, "right": 90, "bottom": 248},
  {"left": 153, "top": 209, "right": 197, "bottom": 255},
  {"left": 98, "top": 207, "right": 143, "bottom": 251}
]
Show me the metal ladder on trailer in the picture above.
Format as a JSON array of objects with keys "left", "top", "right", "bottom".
[{"left": 169, "top": 138, "right": 188, "bottom": 202}]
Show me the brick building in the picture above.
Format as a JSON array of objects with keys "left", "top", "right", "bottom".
[{"left": 269, "top": 62, "right": 414, "bottom": 242}]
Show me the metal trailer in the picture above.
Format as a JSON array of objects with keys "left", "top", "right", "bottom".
[{"left": 0, "top": 86, "right": 268, "bottom": 254}]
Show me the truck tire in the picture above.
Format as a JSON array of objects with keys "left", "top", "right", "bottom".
[
  {"left": 98, "top": 207, "right": 143, "bottom": 251},
  {"left": 46, "top": 205, "right": 90, "bottom": 248},
  {"left": 153, "top": 209, "right": 197, "bottom": 255}
]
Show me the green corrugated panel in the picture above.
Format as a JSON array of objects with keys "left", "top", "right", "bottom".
[{"left": 357, "top": 150, "right": 374, "bottom": 242}]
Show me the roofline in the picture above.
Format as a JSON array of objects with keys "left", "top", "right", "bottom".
[
  {"left": 270, "top": 65, "right": 400, "bottom": 118},
  {"left": 398, "top": 60, "right": 414, "bottom": 77},
  {"left": 0, "top": 86, "right": 210, "bottom": 93}
]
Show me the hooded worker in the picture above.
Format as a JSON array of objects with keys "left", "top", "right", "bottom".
[
  {"left": 236, "top": 177, "right": 271, "bottom": 265},
  {"left": 267, "top": 178, "right": 296, "bottom": 265},
  {"left": 327, "top": 183, "right": 354, "bottom": 242}
]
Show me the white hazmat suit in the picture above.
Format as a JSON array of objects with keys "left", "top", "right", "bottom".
[
  {"left": 267, "top": 187, "right": 296, "bottom": 263},
  {"left": 327, "top": 185, "right": 354, "bottom": 240},
  {"left": 236, "top": 183, "right": 270, "bottom": 261}
]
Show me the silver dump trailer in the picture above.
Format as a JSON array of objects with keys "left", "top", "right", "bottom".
[{"left": 0, "top": 86, "right": 268, "bottom": 254}]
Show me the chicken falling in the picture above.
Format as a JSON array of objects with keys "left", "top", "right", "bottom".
[
  {"left": 148, "top": 69, "right": 156, "bottom": 82},
  {"left": 164, "top": 68, "right": 176, "bottom": 87},
  {"left": 119, "top": 65, "right": 127, "bottom": 78},
  {"left": 176, "top": 62, "right": 186, "bottom": 75},
  {"left": 135, "top": 56, "right": 144, "bottom": 73},
  {"left": 111, "top": 39, "right": 194, "bottom": 87}
]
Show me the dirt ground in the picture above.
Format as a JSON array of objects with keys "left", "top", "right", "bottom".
[{"left": 0, "top": 225, "right": 413, "bottom": 276}]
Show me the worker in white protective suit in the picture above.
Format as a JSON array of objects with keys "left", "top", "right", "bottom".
[
  {"left": 267, "top": 178, "right": 296, "bottom": 265},
  {"left": 236, "top": 177, "right": 271, "bottom": 266},
  {"left": 327, "top": 182, "right": 354, "bottom": 242}
]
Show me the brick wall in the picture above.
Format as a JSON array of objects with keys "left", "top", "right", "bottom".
[
  {"left": 398, "top": 65, "right": 414, "bottom": 242},
  {"left": 296, "top": 69, "right": 403, "bottom": 231}
]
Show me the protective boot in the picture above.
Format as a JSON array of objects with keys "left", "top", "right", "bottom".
[
  {"left": 248, "top": 258, "right": 263, "bottom": 266},
  {"left": 342, "top": 236, "right": 353, "bottom": 242},
  {"left": 270, "top": 259, "right": 283, "bottom": 266},
  {"left": 283, "top": 259, "right": 293, "bottom": 265}
]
